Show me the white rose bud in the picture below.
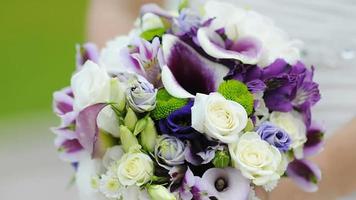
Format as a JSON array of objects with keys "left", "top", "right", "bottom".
[
  {"left": 191, "top": 93, "right": 248, "bottom": 143},
  {"left": 229, "top": 132, "right": 283, "bottom": 186},
  {"left": 147, "top": 185, "right": 176, "bottom": 200},
  {"left": 126, "top": 75, "right": 157, "bottom": 113},
  {"left": 117, "top": 152, "right": 154, "bottom": 186},
  {"left": 270, "top": 111, "right": 307, "bottom": 159}
]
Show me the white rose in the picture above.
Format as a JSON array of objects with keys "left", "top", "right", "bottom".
[
  {"left": 202, "top": 1, "right": 301, "bottom": 67},
  {"left": 71, "top": 60, "right": 111, "bottom": 111},
  {"left": 229, "top": 132, "right": 283, "bottom": 186},
  {"left": 191, "top": 93, "right": 248, "bottom": 143},
  {"left": 117, "top": 152, "right": 154, "bottom": 186},
  {"left": 270, "top": 111, "right": 307, "bottom": 159}
]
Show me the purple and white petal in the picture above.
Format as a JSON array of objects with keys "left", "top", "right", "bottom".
[
  {"left": 76, "top": 103, "right": 115, "bottom": 158},
  {"left": 304, "top": 123, "right": 325, "bottom": 157},
  {"left": 287, "top": 159, "right": 322, "bottom": 193},
  {"left": 76, "top": 43, "right": 99, "bottom": 70},
  {"left": 162, "top": 34, "right": 229, "bottom": 98},
  {"left": 201, "top": 168, "right": 250, "bottom": 200},
  {"left": 140, "top": 3, "right": 174, "bottom": 20},
  {"left": 197, "top": 27, "right": 261, "bottom": 64}
]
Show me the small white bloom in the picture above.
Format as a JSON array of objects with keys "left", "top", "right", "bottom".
[
  {"left": 191, "top": 93, "right": 248, "bottom": 143},
  {"left": 102, "top": 146, "right": 124, "bottom": 169},
  {"left": 117, "top": 152, "right": 154, "bottom": 186},
  {"left": 99, "top": 173, "right": 123, "bottom": 199},
  {"left": 71, "top": 61, "right": 111, "bottom": 111},
  {"left": 141, "top": 13, "right": 165, "bottom": 32},
  {"left": 90, "top": 175, "right": 100, "bottom": 192},
  {"left": 76, "top": 153, "right": 106, "bottom": 200},
  {"left": 270, "top": 111, "right": 307, "bottom": 159},
  {"left": 229, "top": 132, "right": 283, "bottom": 186}
]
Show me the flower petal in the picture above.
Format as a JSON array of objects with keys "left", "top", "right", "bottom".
[
  {"left": 303, "top": 123, "right": 325, "bottom": 157},
  {"left": 202, "top": 168, "right": 250, "bottom": 200},
  {"left": 162, "top": 34, "right": 229, "bottom": 98},
  {"left": 287, "top": 159, "right": 321, "bottom": 192},
  {"left": 197, "top": 27, "right": 261, "bottom": 64},
  {"left": 76, "top": 103, "right": 116, "bottom": 158},
  {"left": 140, "top": 3, "right": 174, "bottom": 20},
  {"left": 76, "top": 43, "right": 99, "bottom": 70}
]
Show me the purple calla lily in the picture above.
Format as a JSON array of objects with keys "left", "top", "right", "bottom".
[
  {"left": 287, "top": 159, "right": 322, "bottom": 193},
  {"left": 161, "top": 34, "right": 229, "bottom": 98},
  {"left": 201, "top": 168, "right": 250, "bottom": 200},
  {"left": 76, "top": 103, "right": 116, "bottom": 158},
  {"left": 197, "top": 27, "right": 262, "bottom": 65}
]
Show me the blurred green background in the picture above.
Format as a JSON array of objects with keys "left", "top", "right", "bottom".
[{"left": 0, "top": 0, "right": 88, "bottom": 122}]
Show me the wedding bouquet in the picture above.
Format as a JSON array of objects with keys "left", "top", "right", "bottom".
[{"left": 51, "top": 1, "right": 323, "bottom": 199}]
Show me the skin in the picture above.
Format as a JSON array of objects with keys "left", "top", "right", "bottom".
[{"left": 88, "top": 1, "right": 356, "bottom": 199}]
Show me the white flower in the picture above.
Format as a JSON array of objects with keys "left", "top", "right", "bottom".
[
  {"left": 102, "top": 146, "right": 124, "bottom": 169},
  {"left": 71, "top": 61, "right": 111, "bottom": 111},
  {"left": 229, "top": 132, "right": 283, "bottom": 186},
  {"left": 99, "top": 173, "right": 123, "bottom": 199},
  {"left": 117, "top": 152, "right": 154, "bottom": 186},
  {"left": 141, "top": 13, "right": 165, "bottom": 32},
  {"left": 270, "top": 111, "right": 307, "bottom": 159},
  {"left": 71, "top": 61, "right": 125, "bottom": 137},
  {"left": 191, "top": 93, "right": 248, "bottom": 143},
  {"left": 201, "top": 1, "right": 301, "bottom": 67},
  {"left": 99, "top": 36, "right": 130, "bottom": 73},
  {"left": 121, "top": 186, "right": 150, "bottom": 200},
  {"left": 76, "top": 153, "right": 107, "bottom": 200}
]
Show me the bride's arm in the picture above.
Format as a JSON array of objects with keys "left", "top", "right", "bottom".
[
  {"left": 269, "top": 118, "right": 356, "bottom": 200},
  {"left": 87, "top": 0, "right": 163, "bottom": 47}
]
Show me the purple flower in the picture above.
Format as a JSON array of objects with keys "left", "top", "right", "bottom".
[
  {"left": 158, "top": 101, "right": 219, "bottom": 165},
  {"left": 159, "top": 101, "right": 199, "bottom": 140},
  {"left": 256, "top": 122, "right": 291, "bottom": 152},
  {"left": 76, "top": 43, "right": 99, "bottom": 71},
  {"left": 224, "top": 62, "right": 266, "bottom": 93},
  {"left": 120, "top": 37, "right": 164, "bottom": 87},
  {"left": 262, "top": 59, "right": 321, "bottom": 127},
  {"left": 287, "top": 159, "right": 321, "bottom": 192},
  {"left": 178, "top": 168, "right": 209, "bottom": 200},
  {"left": 201, "top": 168, "right": 250, "bottom": 200},
  {"left": 52, "top": 87, "right": 83, "bottom": 163},
  {"left": 303, "top": 122, "right": 325, "bottom": 157}
]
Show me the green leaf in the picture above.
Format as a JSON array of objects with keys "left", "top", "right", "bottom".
[
  {"left": 140, "top": 28, "right": 166, "bottom": 41},
  {"left": 178, "top": 0, "right": 189, "bottom": 12}
]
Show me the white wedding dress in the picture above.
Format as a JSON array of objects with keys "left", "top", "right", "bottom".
[
  {"left": 166, "top": 0, "right": 356, "bottom": 199},
  {"left": 166, "top": 0, "right": 356, "bottom": 134}
]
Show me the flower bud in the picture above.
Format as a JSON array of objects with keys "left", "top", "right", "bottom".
[
  {"left": 110, "top": 78, "right": 126, "bottom": 112},
  {"left": 147, "top": 185, "right": 176, "bottom": 200},
  {"left": 140, "top": 117, "right": 158, "bottom": 153},
  {"left": 141, "top": 13, "right": 165, "bottom": 32},
  {"left": 124, "top": 107, "right": 138, "bottom": 132},
  {"left": 119, "top": 125, "right": 139, "bottom": 152},
  {"left": 126, "top": 75, "right": 157, "bottom": 113},
  {"left": 155, "top": 135, "right": 185, "bottom": 169},
  {"left": 212, "top": 150, "right": 231, "bottom": 168}
]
